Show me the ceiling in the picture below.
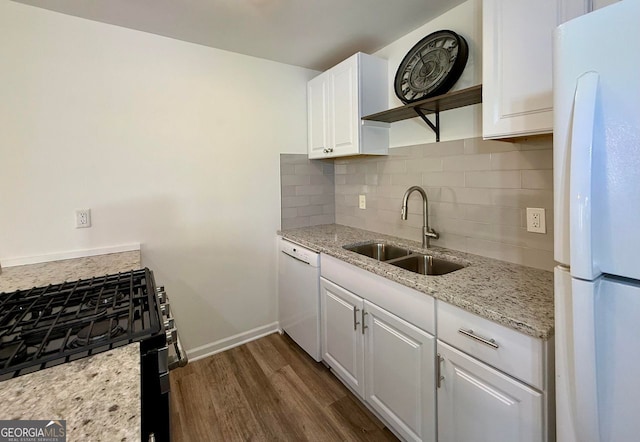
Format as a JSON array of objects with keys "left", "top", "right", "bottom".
[{"left": 12, "top": 0, "right": 465, "bottom": 71}]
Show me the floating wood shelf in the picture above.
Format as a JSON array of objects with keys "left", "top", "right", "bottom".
[{"left": 362, "top": 84, "right": 482, "bottom": 142}]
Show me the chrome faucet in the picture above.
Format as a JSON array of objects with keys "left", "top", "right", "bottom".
[{"left": 401, "top": 186, "right": 439, "bottom": 248}]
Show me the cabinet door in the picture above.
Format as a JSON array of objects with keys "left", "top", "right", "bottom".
[
  {"left": 320, "top": 278, "right": 365, "bottom": 397},
  {"left": 364, "top": 301, "right": 436, "bottom": 442},
  {"left": 329, "top": 58, "right": 359, "bottom": 157},
  {"left": 437, "top": 341, "right": 544, "bottom": 442},
  {"left": 482, "top": 0, "right": 588, "bottom": 139},
  {"left": 307, "top": 74, "right": 329, "bottom": 159}
]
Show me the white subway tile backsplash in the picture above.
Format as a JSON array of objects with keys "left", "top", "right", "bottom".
[
  {"left": 281, "top": 137, "right": 554, "bottom": 271},
  {"left": 378, "top": 159, "right": 407, "bottom": 174},
  {"left": 465, "top": 170, "right": 522, "bottom": 189},
  {"left": 442, "top": 154, "right": 491, "bottom": 171},
  {"left": 490, "top": 149, "right": 553, "bottom": 170},
  {"left": 295, "top": 185, "right": 326, "bottom": 196},
  {"left": 281, "top": 196, "right": 310, "bottom": 208},
  {"left": 310, "top": 214, "right": 335, "bottom": 225},
  {"left": 390, "top": 173, "right": 423, "bottom": 186},
  {"left": 490, "top": 188, "right": 554, "bottom": 208},
  {"left": 439, "top": 187, "right": 492, "bottom": 205},
  {"left": 423, "top": 139, "right": 465, "bottom": 156},
  {"left": 422, "top": 171, "right": 466, "bottom": 187},
  {"left": 522, "top": 170, "right": 554, "bottom": 190},
  {"left": 281, "top": 174, "right": 310, "bottom": 186},
  {"left": 464, "top": 205, "right": 524, "bottom": 227},
  {"left": 281, "top": 207, "right": 298, "bottom": 219},
  {"left": 280, "top": 154, "right": 335, "bottom": 229},
  {"left": 297, "top": 205, "right": 324, "bottom": 217},
  {"left": 518, "top": 135, "right": 553, "bottom": 151},
  {"left": 464, "top": 138, "right": 518, "bottom": 154},
  {"left": 309, "top": 194, "right": 335, "bottom": 206},
  {"left": 406, "top": 157, "right": 444, "bottom": 173}
]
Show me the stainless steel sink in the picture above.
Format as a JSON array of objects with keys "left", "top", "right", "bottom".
[
  {"left": 389, "top": 254, "right": 464, "bottom": 276},
  {"left": 343, "top": 242, "right": 412, "bottom": 261},
  {"left": 344, "top": 241, "right": 465, "bottom": 275}
]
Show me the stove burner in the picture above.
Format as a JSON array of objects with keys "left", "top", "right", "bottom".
[
  {"left": 68, "top": 321, "right": 124, "bottom": 348},
  {"left": 84, "top": 291, "right": 126, "bottom": 309},
  {"left": 0, "top": 343, "right": 27, "bottom": 366}
]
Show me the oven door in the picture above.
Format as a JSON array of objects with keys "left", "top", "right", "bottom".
[{"left": 141, "top": 343, "right": 170, "bottom": 442}]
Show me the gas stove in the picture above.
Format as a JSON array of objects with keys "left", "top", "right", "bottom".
[{"left": 0, "top": 268, "right": 186, "bottom": 442}]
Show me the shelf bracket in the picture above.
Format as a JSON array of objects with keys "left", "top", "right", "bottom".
[{"left": 414, "top": 108, "right": 440, "bottom": 142}]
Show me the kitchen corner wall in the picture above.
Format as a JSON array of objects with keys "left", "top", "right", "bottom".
[
  {"left": 0, "top": 2, "right": 316, "bottom": 357},
  {"left": 280, "top": 155, "right": 335, "bottom": 229},
  {"left": 334, "top": 136, "right": 554, "bottom": 271}
]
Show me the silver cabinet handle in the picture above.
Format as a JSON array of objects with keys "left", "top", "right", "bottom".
[
  {"left": 353, "top": 306, "right": 360, "bottom": 331},
  {"left": 436, "top": 353, "right": 444, "bottom": 388},
  {"left": 362, "top": 310, "right": 368, "bottom": 335},
  {"left": 458, "top": 328, "right": 499, "bottom": 349}
]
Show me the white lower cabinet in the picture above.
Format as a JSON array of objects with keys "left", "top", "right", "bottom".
[
  {"left": 320, "top": 277, "right": 365, "bottom": 396},
  {"left": 437, "top": 341, "right": 543, "bottom": 442},
  {"left": 365, "top": 301, "right": 436, "bottom": 442},
  {"left": 320, "top": 277, "right": 436, "bottom": 442},
  {"left": 318, "top": 255, "right": 552, "bottom": 442}
]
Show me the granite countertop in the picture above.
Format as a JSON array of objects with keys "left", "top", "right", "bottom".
[
  {"left": 0, "top": 250, "right": 141, "bottom": 293},
  {"left": 0, "top": 250, "right": 143, "bottom": 441},
  {"left": 279, "top": 224, "right": 554, "bottom": 340},
  {"left": 0, "top": 344, "right": 141, "bottom": 442}
]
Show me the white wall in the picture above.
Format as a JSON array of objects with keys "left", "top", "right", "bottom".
[
  {"left": 0, "top": 2, "right": 315, "bottom": 354},
  {"left": 375, "top": 0, "right": 482, "bottom": 147}
]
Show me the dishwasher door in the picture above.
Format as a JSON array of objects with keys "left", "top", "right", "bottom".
[{"left": 278, "top": 238, "right": 321, "bottom": 361}]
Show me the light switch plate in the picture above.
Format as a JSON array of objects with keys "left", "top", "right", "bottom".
[
  {"left": 358, "top": 194, "right": 366, "bottom": 210},
  {"left": 526, "top": 208, "right": 546, "bottom": 233}
]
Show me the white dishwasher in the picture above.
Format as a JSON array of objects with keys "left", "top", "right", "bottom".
[{"left": 278, "top": 238, "right": 321, "bottom": 361}]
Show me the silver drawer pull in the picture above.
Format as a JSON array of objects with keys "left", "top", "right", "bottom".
[
  {"left": 353, "top": 306, "right": 360, "bottom": 331},
  {"left": 362, "top": 310, "right": 368, "bottom": 335},
  {"left": 458, "top": 328, "right": 499, "bottom": 349}
]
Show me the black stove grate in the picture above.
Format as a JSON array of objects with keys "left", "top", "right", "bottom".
[{"left": 0, "top": 268, "right": 163, "bottom": 381}]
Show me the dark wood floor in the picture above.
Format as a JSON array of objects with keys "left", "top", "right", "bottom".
[{"left": 169, "top": 332, "right": 398, "bottom": 442}]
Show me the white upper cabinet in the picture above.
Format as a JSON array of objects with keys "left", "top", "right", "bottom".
[
  {"left": 307, "top": 52, "right": 389, "bottom": 159},
  {"left": 482, "top": 0, "right": 589, "bottom": 139}
]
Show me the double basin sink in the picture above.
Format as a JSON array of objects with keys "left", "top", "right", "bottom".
[{"left": 343, "top": 242, "right": 465, "bottom": 276}]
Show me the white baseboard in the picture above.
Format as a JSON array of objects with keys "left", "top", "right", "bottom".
[
  {"left": 1, "top": 244, "right": 141, "bottom": 268},
  {"left": 186, "top": 322, "right": 281, "bottom": 362}
]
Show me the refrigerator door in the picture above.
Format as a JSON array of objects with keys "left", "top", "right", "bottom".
[
  {"left": 553, "top": 0, "right": 640, "bottom": 278},
  {"left": 554, "top": 266, "right": 578, "bottom": 442},
  {"left": 570, "top": 274, "right": 640, "bottom": 442}
]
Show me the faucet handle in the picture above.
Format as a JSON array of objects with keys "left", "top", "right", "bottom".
[{"left": 424, "top": 227, "right": 439, "bottom": 240}]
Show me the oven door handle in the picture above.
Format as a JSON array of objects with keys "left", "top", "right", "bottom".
[{"left": 168, "top": 333, "right": 188, "bottom": 370}]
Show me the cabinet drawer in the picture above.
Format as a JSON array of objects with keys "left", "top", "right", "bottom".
[
  {"left": 321, "top": 254, "right": 435, "bottom": 335},
  {"left": 437, "top": 301, "right": 546, "bottom": 390}
]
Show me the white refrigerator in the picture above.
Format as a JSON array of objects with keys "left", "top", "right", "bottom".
[{"left": 553, "top": 1, "right": 640, "bottom": 441}]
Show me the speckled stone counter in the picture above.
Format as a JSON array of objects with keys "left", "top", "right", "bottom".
[
  {"left": 0, "top": 250, "right": 141, "bottom": 293},
  {"left": 279, "top": 224, "right": 554, "bottom": 340},
  {"left": 0, "top": 344, "right": 141, "bottom": 441},
  {"left": 0, "top": 251, "right": 142, "bottom": 441}
]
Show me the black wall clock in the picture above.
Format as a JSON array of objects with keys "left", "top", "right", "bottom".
[{"left": 394, "top": 30, "right": 469, "bottom": 104}]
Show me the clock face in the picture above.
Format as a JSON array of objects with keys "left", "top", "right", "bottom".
[{"left": 394, "top": 30, "right": 469, "bottom": 104}]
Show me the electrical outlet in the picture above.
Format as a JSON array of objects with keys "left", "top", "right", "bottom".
[
  {"left": 359, "top": 194, "right": 366, "bottom": 210},
  {"left": 75, "top": 209, "right": 92, "bottom": 228},
  {"left": 526, "top": 208, "right": 546, "bottom": 233}
]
